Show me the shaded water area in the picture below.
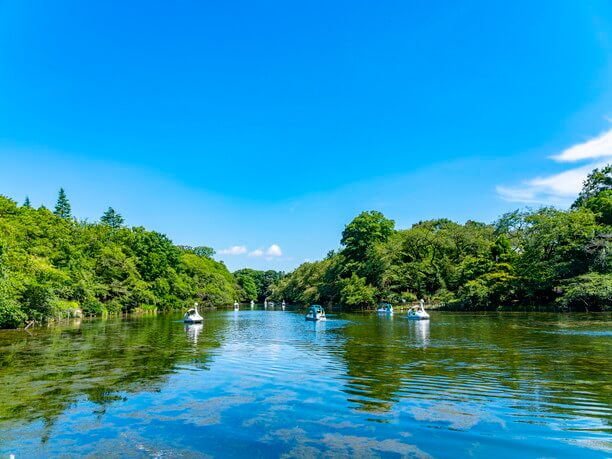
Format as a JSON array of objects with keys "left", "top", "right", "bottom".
[{"left": 0, "top": 309, "right": 610, "bottom": 458}]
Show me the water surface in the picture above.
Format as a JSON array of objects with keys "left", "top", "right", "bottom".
[{"left": 0, "top": 309, "right": 610, "bottom": 458}]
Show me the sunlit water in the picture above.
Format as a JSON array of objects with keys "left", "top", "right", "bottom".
[{"left": 0, "top": 309, "right": 610, "bottom": 458}]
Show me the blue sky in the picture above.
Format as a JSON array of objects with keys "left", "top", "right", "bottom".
[{"left": 1, "top": 0, "right": 611, "bottom": 271}]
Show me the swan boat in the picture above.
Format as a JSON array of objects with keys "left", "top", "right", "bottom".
[
  {"left": 408, "top": 299, "right": 430, "bottom": 320},
  {"left": 184, "top": 303, "right": 203, "bottom": 323},
  {"left": 377, "top": 303, "right": 394, "bottom": 315},
  {"left": 305, "top": 305, "right": 326, "bottom": 321}
]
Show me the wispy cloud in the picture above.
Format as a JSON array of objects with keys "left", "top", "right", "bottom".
[
  {"left": 218, "top": 245, "right": 247, "bottom": 255},
  {"left": 266, "top": 244, "right": 283, "bottom": 257},
  {"left": 496, "top": 126, "right": 612, "bottom": 206},
  {"left": 551, "top": 128, "right": 612, "bottom": 163},
  {"left": 248, "top": 248, "right": 264, "bottom": 257},
  {"left": 496, "top": 164, "right": 596, "bottom": 205}
]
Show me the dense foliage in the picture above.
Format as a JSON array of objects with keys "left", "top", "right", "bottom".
[
  {"left": 0, "top": 191, "right": 242, "bottom": 328},
  {"left": 233, "top": 268, "right": 284, "bottom": 302},
  {"left": 271, "top": 166, "right": 612, "bottom": 312}
]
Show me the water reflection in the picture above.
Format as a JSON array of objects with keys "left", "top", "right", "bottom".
[
  {"left": 0, "top": 315, "right": 222, "bottom": 429},
  {"left": 408, "top": 319, "right": 430, "bottom": 348},
  {"left": 184, "top": 322, "right": 203, "bottom": 344},
  {"left": 0, "top": 311, "right": 610, "bottom": 458}
]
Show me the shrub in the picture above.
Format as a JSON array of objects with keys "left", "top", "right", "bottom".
[
  {"left": 0, "top": 301, "right": 27, "bottom": 328},
  {"left": 82, "top": 298, "right": 106, "bottom": 315}
]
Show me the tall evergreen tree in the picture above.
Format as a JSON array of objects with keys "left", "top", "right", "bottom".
[
  {"left": 53, "top": 188, "right": 72, "bottom": 219},
  {"left": 23, "top": 196, "right": 31, "bottom": 208},
  {"left": 101, "top": 207, "right": 124, "bottom": 229}
]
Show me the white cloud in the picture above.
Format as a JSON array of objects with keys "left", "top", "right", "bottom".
[
  {"left": 248, "top": 249, "right": 264, "bottom": 257},
  {"left": 552, "top": 128, "right": 612, "bottom": 163},
  {"left": 496, "top": 126, "right": 612, "bottom": 205},
  {"left": 266, "top": 244, "right": 283, "bottom": 257},
  {"left": 218, "top": 245, "right": 247, "bottom": 255}
]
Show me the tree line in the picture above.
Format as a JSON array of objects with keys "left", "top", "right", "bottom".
[
  {"left": 1, "top": 164, "right": 609, "bottom": 328},
  {"left": 0, "top": 189, "right": 283, "bottom": 328},
  {"left": 269, "top": 165, "right": 611, "bottom": 312}
]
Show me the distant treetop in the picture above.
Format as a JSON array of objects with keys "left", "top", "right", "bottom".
[
  {"left": 53, "top": 188, "right": 72, "bottom": 219},
  {"left": 101, "top": 207, "right": 125, "bottom": 229}
]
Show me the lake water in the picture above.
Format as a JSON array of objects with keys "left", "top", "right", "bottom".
[{"left": 0, "top": 309, "right": 610, "bottom": 458}]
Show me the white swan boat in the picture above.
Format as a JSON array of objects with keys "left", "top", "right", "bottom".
[
  {"left": 305, "top": 305, "right": 326, "bottom": 321},
  {"left": 377, "top": 303, "right": 394, "bottom": 315},
  {"left": 408, "top": 299, "right": 430, "bottom": 320},
  {"left": 233, "top": 301, "right": 239, "bottom": 310},
  {"left": 184, "top": 303, "right": 203, "bottom": 323},
  {"left": 250, "top": 300, "right": 255, "bottom": 308}
]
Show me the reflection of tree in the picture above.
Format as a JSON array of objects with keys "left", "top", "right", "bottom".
[
  {"left": 0, "top": 314, "right": 226, "bottom": 430},
  {"left": 340, "top": 315, "right": 417, "bottom": 412},
  {"left": 338, "top": 312, "right": 612, "bottom": 426}
]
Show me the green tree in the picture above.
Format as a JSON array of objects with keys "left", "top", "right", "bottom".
[
  {"left": 341, "top": 211, "right": 395, "bottom": 265},
  {"left": 340, "top": 274, "right": 377, "bottom": 308},
  {"left": 340, "top": 210, "right": 395, "bottom": 262},
  {"left": 101, "top": 207, "right": 125, "bottom": 229},
  {"left": 193, "top": 246, "right": 215, "bottom": 258},
  {"left": 572, "top": 164, "right": 612, "bottom": 208},
  {"left": 235, "top": 272, "right": 257, "bottom": 301},
  {"left": 54, "top": 188, "right": 72, "bottom": 219},
  {"left": 556, "top": 273, "right": 612, "bottom": 312},
  {"left": 0, "top": 190, "right": 244, "bottom": 327},
  {"left": 23, "top": 196, "right": 31, "bottom": 208},
  {"left": 581, "top": 190, "right": 612, "bottom": 225}
]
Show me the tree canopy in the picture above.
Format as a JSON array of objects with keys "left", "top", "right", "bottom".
[
  {"left": 271, "top": 165, "right": 611, "bottom": 312},
  {"left": 101, "top": 207, "right": 125, "bottom": 229},
  {"left": 0, "top": 194, "right": 241, "bottom": 328}
]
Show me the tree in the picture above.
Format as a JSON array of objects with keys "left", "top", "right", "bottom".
[
  {"left": 101, "top": 207, "right": 125, "bottom": 229},
  {"left": 515, "top": 207, "right": 599, "bottom": 304},
  {"left": 235, "top": 272, "right": 257, "bottom": 301},
  {"left": 573, "top": 164, "right": 612, "bottom": 208},
  {"left": 23, "top": 196, "right": 31, "bottom": 208},
  {"left": 581, "top": 190, "right": 612, "bottom": 226},
  {"left": 340, "top": 274, "right": 377, "bottom": 307},
  {"left": 556, "top": 273, "right": 612, "bottom": 311},
  {"left": 490, "top": 235, "right": 513, "bottom": 263},
  {"left": 193, "top": 246, "right": 215, "bottom": 258},
  {"left": 54, "top": 188, "right": 72, "bottom": 219},
  {"left": 0, "top": 190, "right": 242, "bottom": 328},
  {"left": 341, "top": 211, "right": 395, "bottom": 265}
]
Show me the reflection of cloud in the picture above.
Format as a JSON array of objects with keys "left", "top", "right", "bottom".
[
  {"left": 281, "top": 445, "right": 322, "bottom": 458},
  {"left": 307, "top": 415, "right": 363, "bottom": 430},
  {"left": 411, "top": 402, "right": 505, "bottom": 430},
  {"left": 562, "top": 438, "right": 612, "bottom": 454},
  {"left": 272, "top": 430, "right": 429, "bottom": 459},
  {"left": 260, "top": 390, "right": 298, "bottom": 405},
  {"left": 120, "top": 395, "right": 255, "bottom": 427},
  {"left": 218, "top": 245, "right": 247, "bottom": 255},
  {"left": 260, "top": 427, "right": 307, "bottom": 444},
  {"left": 319, "top": 434, "right": 432, "bottom": 458}
]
